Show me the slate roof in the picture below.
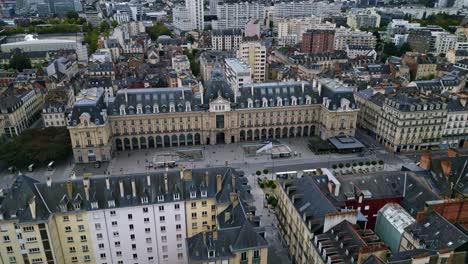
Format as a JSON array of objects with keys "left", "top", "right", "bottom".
[
  {"left": 69, "top": 88, "right": 107, "bottom": 126},
  {"left": 0, "top": 175, "right": 50, "bottom": 222},
  {"left": 362, "top": 255, "right": 385, "bottom": 264},
  {"left": 388, "top": 249, "right": 438, "bottom": 262},
  {"left": 334, "top": 171, "right": 439, "bottom": 216},
  {"left": 203, "top": 67, "right": 234, "bottom": 104},
  {"left": 384, "top": 94, "right": 447, "bottom": 112},
  {"left": 320, "top": 79, "right": 357, "bottom": 111},
  {"left": 427, "top": 155, "right": 468, "bottom": 197},
  {"left": 212, "top": 29, "right": 242, "bottom": 36},
  {"left": 404, "top": 212, "right": 468, "bottom": 251}
]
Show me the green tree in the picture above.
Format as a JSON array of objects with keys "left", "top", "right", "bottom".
[
  {"left": 146, "top": 22, "right": 171, "bottom": 40},
  {"left": 256, "top": 170, "right": 262, "bottom": 176},
  {"left": 183, "top": 49, "right": 200, "bottom": 77},
  {"left": 111, "top": 20, "right": 119, "bottom": 28},
  {"left": 9, "top": 53, "right": 32, "bottom": 71},
  {"left": 100, "top": 21, "right": 110, "bottom": 34},
  {"left": 263, "top": 168, "right": 269, "bottom": 175},
  {"left": 66, "top": 11, "right": 79, "bottom": 20},
  {"left": 0, "top": 127, "right": 72, "bottom": 167}
]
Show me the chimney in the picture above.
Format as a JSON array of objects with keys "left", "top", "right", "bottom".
[
  {"left": 460, "top": 97, "right": 467, "bottom": 107},
  {"left": 231, "top": 175, "right": 236, "bottom": 192},
  {"left": 83, "top": 177, "right": 90, "bottom": 200},
  {"left": 29, "top": 196, "right": 36, "bottom": 220},
  {"left": 247, "top": 212, "right": 253, "bottom": 222},
  {"left": 184, "top": 169, "right": 193, "bottom": 181},
  {"left": 213, "top": 228, "right": 218, "bottom": 240},
  {"left": 106, "top": 177, "right": 111, "bottom": 190},
  {"left": 119, "top": 180, "right": 124, "bottom": 198},
  {"left": 70, "top": 171, "right": 76, "bottom": 180},
  {"left": 448, "top": 148, "right": 459, "bottom": 158},
  {"left": 301, "top": 81, "right": 305, "bottom": 93},
  {"left": 216, "top": 174, "right": 222, "bottom": 193},
  {"left": 164, "top": 172, "right": 169, "bottom": 194},
  {"left": 46, "top": 176, "right": 52, "bottom": 187},
  {"left": 204, "top": 171, "right": 209, "bottom": 187},
  {"left": 230, "top": 192, "right": 238, "bottom": 207},
  {"left": 441, "top": 160, "right": 452, "bottom": 179},
  {"left": 146, "top": 175, "right": 151, "bottom": 186},
  {"left": 327, "top": 182, "right": 335, "bottom": 194},
  {"left": 179, "top": 167, "right": 184, "bottom": 180},
  {"left": 131, "top": 178, "right": 137, "bottom": 198},
  {"left": 225, "top": 211, "right": 231, "bottom": 222},
  {"left": 225, "top": 160, "right": 229, "bottom": 167},
  {"left": 124, "top": 88, "right": 128, "bottom": 103},
  {"left": 420, "top": 151, "right": 432, "bottom": 170},
  {"left": 66, "top": 181, "right": 73, "bottom": 198}
]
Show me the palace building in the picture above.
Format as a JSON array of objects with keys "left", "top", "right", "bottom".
[{"left": 68, "top": 69, "right": 358, "bottom": 163}]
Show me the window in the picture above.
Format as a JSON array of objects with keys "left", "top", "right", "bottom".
[
  {"left": 144, "top": 217, "right": 150, "bottom": 223},
  {"left": 23, "top": 226, "right": 34, "bottom": 232},
  {"left": 162, "top": 245, "right": 168, "bottom": 252},
  {"left": 129, "top": 224, "right": 134, "bottom": 231},
  {"left": 147, "top": 247, "right": 153, "bottom": 253},
  {"left": 192, "top": 212, "right": 197, "bottom": 219},
  {"left": 110, "top": 211, "right": 116, "bottom": 216},
  {"left": 63, "top": 216, "right": 69, "bottom": 222},
  {"left": 177, "top": 243, "right": 183, "bottom": 249},
  {"left": 6, "top": 246, "right": 13, "bottom": 253},
  {"left": 159, "top": 216, "right": 165, "bottom": 222},
  {"left": 69, "top": 247, "right": 76, "bottom": 253},
  {"left": 67, "top": 237, "right": 73, "bottom": 243},
  {"left": 71, "top": 257, "right": 78, "bottom": 263},
  {"left": 113, "top": 232, "right": 119, "bottom": 237},
  {"left": 160, "top": 226, "right": 166, "bottom": 232},
  {"left": 202, "top": 201, "right": 207, "bottom": 207},
  {"left": 116, "top": 251, "right": 122, "bottom": 257},
  {"left": 191, "top": 202, "right": 196, "bottom": 208},
  {"left": 142, "top": 207, "right": 149, "bottom": 213},
  {"left": 65, "top": 226, "right": 72, "bottom": 232},
  {"left": 3, "top": 235, "right": 10, "bottom": 242},
  {"left": 112, "top": 221, "right": 117, "bottom": 227},
  {"left": 146, "top": 237, "right": 151, "bottom": 243},
  {"left": 174, "top": 204, "right": 180, "bottom": 210},
  {"left": 95, "top": 223, "right": 101, "bottom": 230},
  {"left": 128, "top": 214, "right": 133, "bottom": 220},
  {"left": 176, "top": 234, "right": 182, "bottom": 240},
  {"left": 133, "top": 254, "right": 138, "bottom": 260},
  {"left": 98, "top": 243, "right": 105, "bottom": 249},
  {"left": 78, "top": 225, "right": 85, "bottom": 232},
  {"left": 202, "top": 211, "right": 208, "bottom": 217},
  {"left": 175, "top": 214, "right": 181, "bottom": 221},
  {"left": 132, "top": 244, "right": 137, "bottom": 250},
  {"left": 100, "top": 253, "right": 106, "bottom": 260},
  {"left": 254, "top": 250, "right": 260, "bottom": 259},
  {"left": 178, "top": 253, "right": 184, "bottom": 259},
  {"left": 82, "top": 245, "right": 89, "bottom": 252},
  {"left": 80, "top": 235, "right": 87, "bottom": 242},
  {"left": 26, "top": 237, "right": 37, "bottom": 243},
  {"left": 84, "top": 255, "right": 91, "bottom": 262},
  {"left": 241, "top": 252, "right": 247, "bottom": 261},
  {"left": 161, "top": 236, "right": 167, "bottom": 242},
  {"left": 159, "top": 206, "right": 164, "bottom": 211},
  {"left": 130, "top": 234, "right": 135, "bottom": 240},
  {"left": 192, "top": 222, "right": 197, "bottom": 229}
]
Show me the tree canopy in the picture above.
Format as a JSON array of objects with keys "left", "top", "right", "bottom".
[
  {"left": 146, "top": 22, "right": 171, "bottom": 40},
  {"left": 0, "top": 127, "right": 72, "bottom": 168},
  {"left": 9, "top": 53, "right": 32, "bottom": 71},
  {"left": 183, "top": 49, "right": 200, "bottom": 77}
]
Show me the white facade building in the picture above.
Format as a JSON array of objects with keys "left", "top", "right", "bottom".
[
  {"left": 172, "top": 55, "right": 191, "bottom": 73},
  {"left": 211, "top": 29, "right": 243, "bottom": 51},
  {"left": 433, "top": 32, "right": 457, "bottom": 54},
  {"left": 224, "top": 58, "right": 252, "bottom": 95},
  {"left": 213, "top": 2, "right": 265, "bottom": 30},
  {"left": 87, "top": 177, "right": 188, "bottom": 264},
  {"left": 173, "top": 5, "right": 194, "bottom": 31},
  {"left": 277, "top": 17, "right": 336, "bottom": 44},
  {"left": 269, "top": 1, "right": 342, "bottom": 23},
  {"left": 334, "top": 27, "right": 377, "bottom": 50},
  {"left": 237, "top": 41, "right": 267, "bottom": 82},
  {"left": 187, "top": 0, "right": 204, "bottom": 31}
]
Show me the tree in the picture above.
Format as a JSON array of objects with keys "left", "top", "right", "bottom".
[
  {"left": 9, "top": 53, "right": 32, "bottom": 71},
  {"left": 256, "top": 170, "right": 262, "bottom": 176},
  {"left": 100, "top": 21, "right": 110, "bottom": 34},
  {"left": 146, "top": 22, "right": 171, "bottom": 40},
  {"left": 111, "top": 20, "right": 119, "bottom": 28},
  {"left": 66, "top": 11, "right": 79, "bottom": 20},
  {"left": 0, "top": 127, "right": 72, "bottom": 167},
  {"left": 263, "top": 168, "right": 269, "bottom": 175}
]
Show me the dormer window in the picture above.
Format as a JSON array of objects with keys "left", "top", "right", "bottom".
[
  {"left": 119, "top": 105, "right": 126, "bottom": 115},
  {"left": 84, "top": 120, "right": 88, "bottom": 127},
  {"left": 201, "top": 190, "right": 207, "bottom": 197},
  {"left": 185, "top": 101, "right": 191, "bottom": 112},
  {"left": 157, "top": 195, "right": 164, "bottom": 202},
  {"left": 169, "top": 103, "right": 175, "bottom": 113},
  {"left": 190, "top": 191, "right": 196, "bottom": 199},
  {"left": 247, "top": 98, "right": 253, "bottom": 108},
  {"left": 74, "top": 203, "right": 81, "bottom": 210},
  {"left": 108, "top": 200, "right": 115, "bottom": 207},
  {"left": 173, "top": 193, "right": 180, "bottom": 201},
  {"left": 141, "top": 196, "right": 148, "bottom": 204},
  {"left": 277, "top": 97, "right": 282, "bottom": 106},
  {"left": 305, "top": 95, "right": 311, "bottom": 105},
  {"left": 208, "top": 250, "right": 215, "bottom": 258},
  {"left": 136, "top": 104, "right": 143, "bottom": 114},
  {"left": 60, "top": 204, "right": 67, "bottom": 212},
  {"left": 91, "top": 202, "right": 98, "bottom": 209},
  {"left": 153, "top": 104, "right": 159, "bottom": 113},
  {"left": 291, "top": 96, "right": 297, "bottom": 106},
  {"left": 262, "top": 98, "right": 268, "bottom": 107}
]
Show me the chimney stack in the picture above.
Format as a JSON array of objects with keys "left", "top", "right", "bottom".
[
  {"left": 119, "top": 180, "right": 124, "bottom": 198},
  {"left": 105, "top": 177, "right": 111, "bottom": 190},
  {"left": 70, "top": 171, "right": 76, "bottom": 180},
  {"left": 146, "top": 175, "right": 151, "bottom": 186},
  {"left": 448, "top": 148, "right": 459, "bottom": 158},
  {"left": 83, "top": 177, "right": 90, "bottom": 200},
  {"left": 131, "top": 178, "right": 137, "bottom": 198},
  {"left": 441, "top": 160, "right": 452, "bottom": 179},
  {"left": 420, "top": 151, "right": 432, "bottom": 170},
  {"left": 216, "top": 174, "right": 222, "bottom": 193},
  {"left": 247, "top": 212, "right": 253, "bottom": 222},
  {"left": 29, "top": 196, "right": 36, "bottom": 220},
  {"left": 66, "top": 181, "right": 73, "bottom": 198},
  {"left": 46, "top": 176, "right": 52, "bottom": 187},
  {"left": 213, "top": 228, "right": 218, "bottom": 240},
  {"left": 164, "top": 173, "right": 169, "bottom": 194},
  {"left": 204, "top": 171, "right": 209, "bottom": 187},
  {"left": 179, "top": 166, "right": 184, "bottom": 180},
  {"left": 231, "top": 175, "right": 236, "bottom": 192}
]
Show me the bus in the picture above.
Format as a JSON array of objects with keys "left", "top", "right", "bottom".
[{"left": 275, "top": 171, "right": 298, "bottom": 180}]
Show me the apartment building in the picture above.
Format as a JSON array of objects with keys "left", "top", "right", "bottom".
[
  {"left": 376, "top": 95, "right": 447, "bottom": 152},
  {"left": 0, "top": 87, "right": 44, "bottom": 137},
  {"left": 354, "top": 89, "right": 386, "bottom": 136},
  {"left": 173, "top": 5, "right": 194, "bottom": 31},
  {"left": 334, "top": 28, "right": 377, "bottom": 50},
  {"left": 277, "top": 17, "right": 335, "bottom": 44},
  {"left": 443, "top": 97, "right": 468, "bottom": 148},
  {"left": 269, "top": 1, "right": 342, "bottom": 23},
  {"left": 42, "top": 88, "right": 75, "bottom": 128},
  {"left": 0, "top": 167, "right": 260, "bottom": 264},
  {"left": 67, "top": 71, "right": 358, "bottom": 163},
  {"left": 301, "top": 30, "right": 335, "bottom": 54},
  {"left": 347, "top": 9, "right": 381, "bottom": 30},
  {"left": 213, "top": 2, "right": 265, "bottom": 30},
  {"left": 211, "top": 29, "right": 243, "bottom": 51},
  {"left": 187, "top": 0, "right": 204, "bottom": 31},
  {"left": 237, "top": 41, "right": 266, "bottom": 82},
  {"left": 172, "top": 55, "right": 191, "bottom": 73},
  {"left": 224, "top": 58, "right": 252, "bottom": 95}
]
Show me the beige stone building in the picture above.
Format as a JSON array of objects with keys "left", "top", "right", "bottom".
[
  {"left": 0, "top": 87, "right": 44, "bottom": 137},
  {"left": 236, "top": 41, "right": 267, "bottom": 82},
  {"left": 354, "top": 89, "right": 386, "bottom": 135},
  {"left": 68, "top": 74, "right": 359, "bottom": 163},
  {"left": 376, "top": 95, "right": 447, "bottom": 152}
]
